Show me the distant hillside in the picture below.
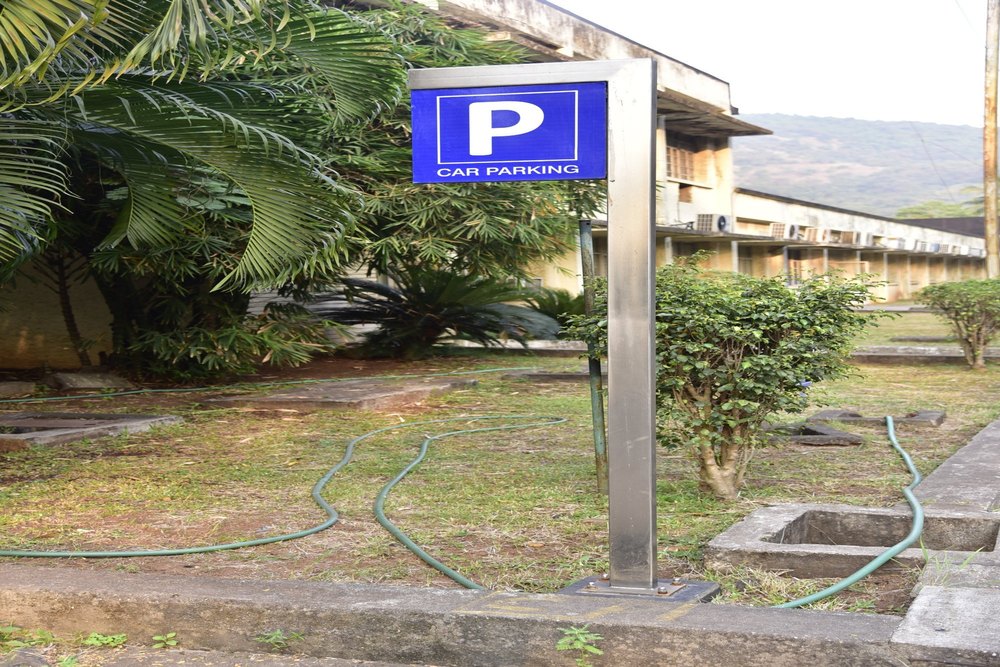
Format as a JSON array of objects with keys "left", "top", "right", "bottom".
[{"left": 732, "top": 114, "right": 982, "bottom": 217}]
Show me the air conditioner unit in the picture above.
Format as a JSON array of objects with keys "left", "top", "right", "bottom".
[
  {"left": 770, "top": 223, "right": 802, "bottom": 240},
  {"left": 973, "top": 248, "right": 987, "bottom": 257},
  {"left": 696, "top": 213, "right": 731, "bottom": 233},
  {"left": 857, "top": 232, "right": 874, "bottom": 246},
  {"left": 958, "top": 246, "right": 971, "bottom": 256},
  {"left": 804, "top": 227, "right": 829, "bottom": 243}
]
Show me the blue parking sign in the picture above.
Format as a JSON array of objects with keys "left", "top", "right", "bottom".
[{"left": 411, "top": 82, "right": 607, "bottom": 183}]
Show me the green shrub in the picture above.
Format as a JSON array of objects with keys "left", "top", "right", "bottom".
[
  {"left": 310, "top": 265, "right": 559, "bottom": 359},
  {"left": 918, "top": 279, "right": 1000, "bottom": 369},
  {"left": 568, "top": 260, "right": 880, "bottom": 499},
  {"left": 526, "top": 287, "right": 585, "bottom": 337},
  {"left": 129, "top": 304, "right": 337, "bottom": 381}
]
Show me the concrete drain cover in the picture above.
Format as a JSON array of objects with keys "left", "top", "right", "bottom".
[
  {"left": 207, "top": 377, "right": 478, "bottom": 411},
  {"left": 0, "top": 412, "right": 182, "bottom": 451},
  {"left": 807, "top": 409, "right": 945, "bottom": 426},
  {"left": 764, "top": 422, "right": 863, "bottom": 446}
]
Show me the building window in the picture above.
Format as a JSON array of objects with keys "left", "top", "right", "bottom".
[
  {"left": 666, "top": 134, "right": 699, "bottom": 181},
  {"left": 592, "top": 236, "right": 608, "bottom": 277}
]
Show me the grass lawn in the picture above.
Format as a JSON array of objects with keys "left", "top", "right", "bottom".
[
  {"left": 2, "top": 315, "right": 998, "bottom": 621},
  {"left": 855, "top": 310, "right": 954, "bottom": 345}
]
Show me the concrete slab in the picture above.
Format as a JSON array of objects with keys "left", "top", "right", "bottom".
[
  {"left": 559, "top": 575, "right": 720, "bottom": 602},
  {"left": 910, "top": 419, "right": 1000, "bottom": 512},
  {"left": 0, "top": 412, "right": 182, "bottom": 450},
  {"left": 764, "top": 422, "right": 864, "bottom": 446},
  {"left": 0, "top": 564, "right": 903, "bottom": 666},
  {"left": 851, "top": 345, "right": 1000, "bottom": 364},
  {"left": 892, "top": 586, "right": 1000, "bottom": 665},
  {"left": 916, "top": 558, "right": 1000, "bottom": 591},
  {"left": 48, "top": 372, "right": 136, "bottom": 390},
  {"left": 206, "top": 378, "right": 477, "bottom": 411},
  {"left": 807, "top": 409, "right": 946, "bottom": 427},
  {"left": 0, "top": 649, "right": 48, "bottom": 666},
  {"left": 0, "top": 382, "right": 35, "bottom": 399}
]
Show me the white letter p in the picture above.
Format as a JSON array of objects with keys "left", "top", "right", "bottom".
[{"left": 467, "top": 101, "right": 544, "bottom": 156}]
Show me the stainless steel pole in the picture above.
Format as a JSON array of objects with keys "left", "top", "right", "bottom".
[{"left": 605, "top": 58, "right": 658, "bottom": 592}]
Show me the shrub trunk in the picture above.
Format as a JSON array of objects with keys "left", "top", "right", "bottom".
[{"left": 695, "top": 433, "right": 751, "bottom": 501}]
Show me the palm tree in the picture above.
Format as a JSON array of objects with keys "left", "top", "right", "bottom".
[
  {"left": 309, "top": 265, "right": 560, "bottom": 359},
  {"left": 1, "top": 0, "right": 404, "bottom": 287}
]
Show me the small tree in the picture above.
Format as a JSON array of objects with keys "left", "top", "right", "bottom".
[
  {"left": 569, "top": 260, "right": 880, "bottom": 500},
  {"left": 918, "top": 279, "right": 1000, "bottom": 370}
]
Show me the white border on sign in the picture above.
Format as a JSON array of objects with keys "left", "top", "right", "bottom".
[{"left": 434, "top": 89, "right": 580, "bottom": 165}]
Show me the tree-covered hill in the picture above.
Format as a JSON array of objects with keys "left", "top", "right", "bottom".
[{"left": 732, "top": 114, "right": 982, "bottom": 217}]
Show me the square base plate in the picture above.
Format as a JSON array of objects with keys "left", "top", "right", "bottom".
[{"left": 559, "top": 576, "right": 720, "bottom": 602}]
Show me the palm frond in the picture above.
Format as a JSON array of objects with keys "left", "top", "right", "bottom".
[
  {"left": 0, "top": 0, "right": 110, "bottom": 88},
  {"left": 71, "top": 126, "right": 192, "bottom": 247},
  {"left": 1, "top": 0, "right": 403, "bottom": 108},
  {"left": 60, "top": 78, "right": 355, "bottom": 287},
  {"left": 281, "top": 10, "right": 403, "bottom": 120},
  {"left": 0, "top": 118, "right": 69, "bottom": 263}
]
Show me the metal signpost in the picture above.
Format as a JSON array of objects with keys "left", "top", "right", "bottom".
[{"left": 409, "top": 59, "right": 658, "bottom": 593}]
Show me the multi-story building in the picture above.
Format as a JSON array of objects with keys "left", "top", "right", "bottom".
[{"left": 425, "top": 0, "right": 985, "bottom": 300}]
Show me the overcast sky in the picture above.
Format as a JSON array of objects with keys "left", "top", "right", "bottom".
[{"left": 547, "top": 0, "right": 987, "bottom": 127}]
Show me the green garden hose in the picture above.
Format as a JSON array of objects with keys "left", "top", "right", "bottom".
[
  {"left": 0, "top": 412, "right": 563, "bottom": 593},
  {"left": 372, "top": 416, "right": 566, "bottom": 590},
  {"left": 775, "top": 415, "right": 924, "bottom": 608},
  {"left": 1, "top": 369, "right": 928, "bottom": 600}
]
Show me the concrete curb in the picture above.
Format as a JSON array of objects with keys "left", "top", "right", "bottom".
[{"left": 0, "top": 565, "right": 904, "bottom": 666}]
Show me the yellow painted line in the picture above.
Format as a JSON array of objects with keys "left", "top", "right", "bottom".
[{"left": 656, "top": 601, "right": 697, "bottom": 622}]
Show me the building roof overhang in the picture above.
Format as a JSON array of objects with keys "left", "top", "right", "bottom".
[{"left": 658, "top": 91, "right": 770, "bottom": 138}]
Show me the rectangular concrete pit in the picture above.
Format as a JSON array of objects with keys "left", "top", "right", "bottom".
[
  {"left": 766, "top": 509, "right": 999, "bottom": 552},
  {"left": 706, "top": 503, "right": 1000, "bottom": 579}
]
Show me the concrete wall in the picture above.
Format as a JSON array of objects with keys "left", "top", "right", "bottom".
[
  {"left": 0, "top": 266, "right": 113, "bottom": 369},
  {"left": 523, "top": 244, "right": 581, "bottom": 293}
]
